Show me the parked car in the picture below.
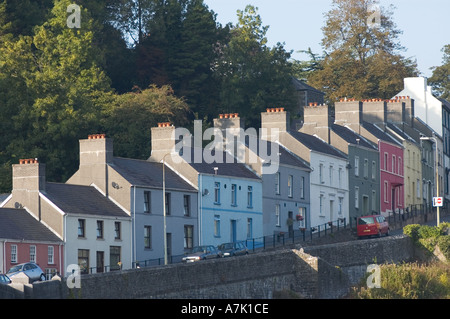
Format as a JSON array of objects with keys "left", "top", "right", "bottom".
[
  {"left": 218, "top": 241, "right": 249, "bottom": 257},
  {"left": 357, "top": 215, "right": 389, "bottom": 239},
  {"left": 182, "top": 245, "right": 221, "bottom": 262},
  {"left": 7, "top": 262, "right": 46, "bottom": 282},
  {"left": 0, "top": 274, "right": 11, "bottom": 284}
]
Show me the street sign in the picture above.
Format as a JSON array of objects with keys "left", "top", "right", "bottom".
[{"left": 433, "top": 197, "right": 443, "bottom": 207}]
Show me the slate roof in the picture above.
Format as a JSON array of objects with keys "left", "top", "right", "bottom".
[
  {"left": 244, "top": 137, "right": 311, "bottom": 170},
  {"left": 331, "top": 123, "right": 377, "bottom": 150},
  {"left": 43, "top": 183, "right": 129, "bottom": 218},
  {"left": 386, "top": 123, "right": 417, "bottom": 144},
  {"left": 185, "top": 148, "right": 260, "bottom": 180},
  {"left": 112, "top": 157, "right": 196, "bottom": 191},
  {"left": 0, "top": 208, "right": 62, "bottom": 242},
  {"left": 361, "top": 121, "right": 402, "bottom": 146},
  {"left": 289, "top": 130, "right": 347, "bottom": 159}
]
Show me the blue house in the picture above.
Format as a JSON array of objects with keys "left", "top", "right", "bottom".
[
  {"left": 150, "top": 123, "right": 263, "bottom": 248},
  {"left": 213, "top": 113, "right": 311, "bottom": 237}
]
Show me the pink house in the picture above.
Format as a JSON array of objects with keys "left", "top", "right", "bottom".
[
  {"left": 378, "top": 139, "right": 404, "bottom": 215},
  {"left": 0, "top": 208, "right": 64, "bottom": 279},
  {"left": 334, "top": 99, "right": 405, "bottom": 216}
]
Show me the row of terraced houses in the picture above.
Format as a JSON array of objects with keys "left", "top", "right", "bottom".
[{"left": 1, "top": 76, "right": 449, "bottom": 279}]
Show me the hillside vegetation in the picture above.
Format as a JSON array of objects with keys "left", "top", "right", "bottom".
[{"left": 350, "top": 223, "right": 450, "bottom": 299}]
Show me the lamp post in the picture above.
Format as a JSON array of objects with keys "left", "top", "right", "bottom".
[
  {"left": 420, "top": 136, "right": 440, "bottom": 226},
  {"left": 162, "top": 153, "right": 171, "bottom": 265}
]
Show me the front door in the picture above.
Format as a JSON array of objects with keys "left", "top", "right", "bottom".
[
  {"left": 230, "top": 220, "right": 237, "bottom": 242},
  {"left": 96, "top": 251, "right": 104, "bottom": 273},
  {"left": 288, "top": 211, "right": 293, "bottom": 237}
]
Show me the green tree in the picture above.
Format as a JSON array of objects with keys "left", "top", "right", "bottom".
[
  {"left": 0, "top": 0, "right": 53, "bottom": 37},
  {"left": 134, "top": 0, "right": 225, "bottom": 120},
  {"left": 101, "top": 85, "right": 191, "bottom": 159},
  {"left": 307, "top": 0, "right": 418, "bottom": 104},
  {"left": 429, "top": 44, "right": 450, "bottom": 100},
  {"left": 0, "top": 0, "right": 112, "bottom": 189},
  {"left": 215, "top": 5, "right": 296, "bottom": 127}
]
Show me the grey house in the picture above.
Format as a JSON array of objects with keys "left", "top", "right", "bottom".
[
  {"left": 212, "top": 113, "right": 312, "bottom": 237},
  {"left": 299, "top": 103, "right": 380, "bottom": 223},
  {"left": 330, "top": 123, "right": 380, "bottom": 222},
  {"left": 67, "top": 134, "right": 198, "bottom": 266}
]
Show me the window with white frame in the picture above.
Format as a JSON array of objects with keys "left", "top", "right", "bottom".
[
  {"left": 247, "top": 218, "right": 253, "bottom": 239},
  {"left": 329, "top": 166, "right": 333, "bottom": 185},
  {"left": 298, "top": 207, "right": 305, "bottom": 227},
  {"left": 372, "top": 161, "right": 376, "bottom": 180},
  {"left": 275, "top": 204, "right": 280, "bottom": 226},
  {"left": 11, "top": 245, "right": 17, "bottom": 263},
  {"left": 355, "top": 186, "right": 359, "bottom": 209},
  {"left": 354, "top": 156, "right": 359, "bottom": 176},
  {"left": 300, "top": 176, "right": 305, "bottom": 199},
  {"left": 384, "top": 181, "right": 389, "bottom": 202},
  {"left": 183, "top": 195, "right": 191, "bottom": 216},
  {"left": 416, "top": 179, "right": 420, "bottom": 198},
  {"left": 364, "top": 159, "right": 368, "bottom": 178},
  {"left": 231, "top": 184, "right": 237, "bottom": 206},
  {"left": 288, "top": 175, "right": 293, "bottom": 198},
  {"left": 144, "top": 225, "right": 152, "bottom": 249},
  {"left": 275, "top": 172, "right": 280, "bottom": 194},
  {"left": 214, "top": 182, "right": 220, "bottom": 204},
  {"left": 48, "top": 246, "right": 54, "bottom": 264},
  {"left": 319, "top": 164, "right": 324, "bottom": 183},
  {"left": 247, "top": 186, "right": 253, "bottom": 208},
  {"left": 144, "top": 191, "right": 151, "bottom": 214},
  {"left": 319, "top": 195, "right": 324, "bottom": 216},
  {"left": 392, "top": 155, "right": 396, "bottom": 174},
  {"left": 214, "top": 215, "right": 221, "bottom": 237},
  {"left": 30, "top": 245, "right": 36, "bottom": 263}
]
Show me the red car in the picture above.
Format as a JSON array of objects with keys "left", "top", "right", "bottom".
[{"left": 357, "top": 215, "right": 389, "bottom": 239}]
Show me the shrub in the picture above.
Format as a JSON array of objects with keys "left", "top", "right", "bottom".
[
  {"left": 418, "top": 225, "right": 441, "bottom": 239},
  {"left": 403, "top": 224, "right": 421, "bottom": 242},
  {"left": 350, "top": 262, "right": 450, "bottom": 299},
  {"left": 437, "top": 235, "right": 450, "bottom": 261}
]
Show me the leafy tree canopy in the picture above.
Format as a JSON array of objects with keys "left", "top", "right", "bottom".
[{"left": 429, "top": 44, "right": 450, "bottom": 101}]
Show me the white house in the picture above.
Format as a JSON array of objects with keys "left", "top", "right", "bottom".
[
  {"left": 261, "top": 108, "right": 349, "bottom": 229},
  {"left": 395, "top": 77, "right": 449, "bottom": 204}
]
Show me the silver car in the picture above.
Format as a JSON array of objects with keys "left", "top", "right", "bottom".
[
  {"left": 0, "top": 274, "right": 11, "bottom": 284},
  {"left": 7, "top": 262, "right": 46, "bottom": 282},
  {"left": 182, "top": 245, "right": 222, "bottom": 262}
]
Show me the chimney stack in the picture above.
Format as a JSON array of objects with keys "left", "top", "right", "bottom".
[
  {"left": 80, "top": 133, "right": 113, "bottom": 166},
  {"left": 261, "top": 107, "right": 290, "bottom": 141},
  {"left": 361, "top": 99, "right": 387, "bottom": 125},
  {"left": 67, "top": 133, "right": 112, "bottom": 196},
  {"left": 11, "top": 158, "right": 46, "bottom": 220},
  {"left": 13, "top": 158, "right": 46, "bottom": 192},
  {"left": 334, "top": 99, "right": 363, "bottom": 131},
  {"left": 300, "top": 103, "right": 331, "bottom": 143},
  {"left": 150, "top": 122, "right": 177, "bottom": 162}
]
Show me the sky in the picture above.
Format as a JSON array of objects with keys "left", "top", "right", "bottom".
[{"left": 203, "top": 0, "right": 449, "bottom": 77}]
